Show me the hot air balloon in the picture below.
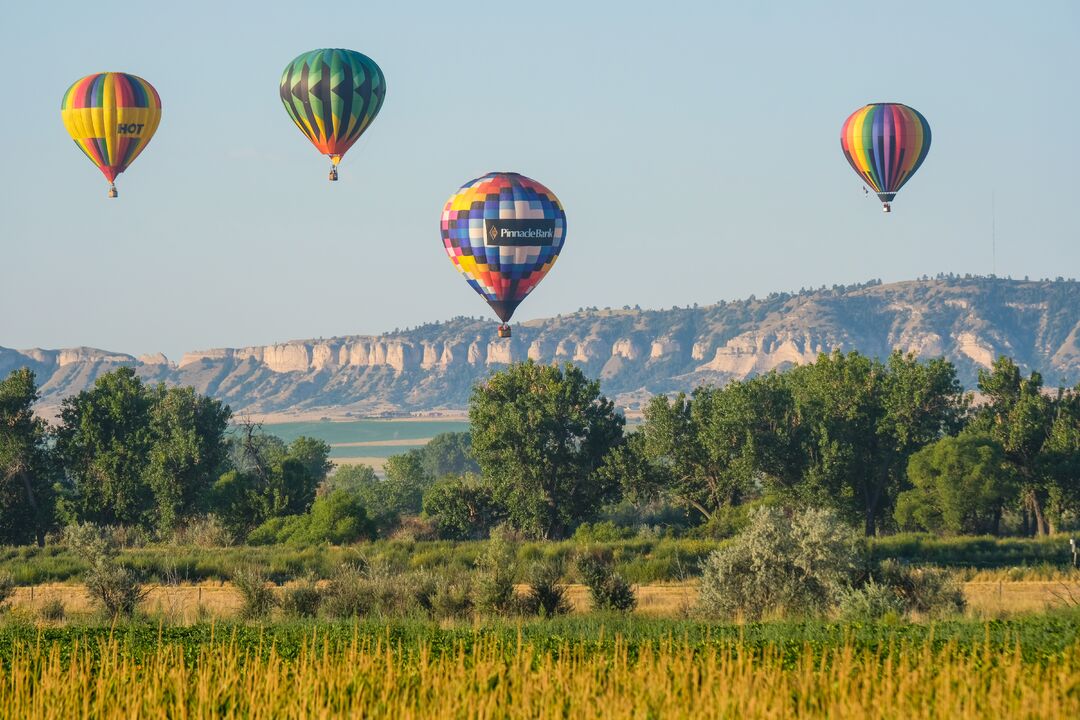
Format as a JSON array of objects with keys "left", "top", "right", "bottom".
[
  {"left": 279, "top": 48, "right": 386, "bottom": 181},
  {"left": 441, "top": 172, "right": 566, "bottom": 338},
  {"left": 60, "top": 72, "right": 162, "bottom": 198},
  {"left": 840, "top": 103, "right": 931, "bottom": 212}
]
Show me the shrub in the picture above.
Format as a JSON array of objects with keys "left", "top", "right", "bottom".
[
  {"left": 388, "top": 516, "right": 438, "bottom": 542},
  {"left": 59, "top": 522, "right": 113, "bottom": 556},
  {"left": 302, "top": 490, "right": 376, "bottom": 544},
  {"left": 876, "top": 559, "right": 966, "bottom": 616},
  {"left": 474, "top": 539, "right": 517, "bottom": 615},
  {"left": 38, "top": 598, "right": 65, "bottom": 622},
  {"left": 698, "top": 506, "right": 862, "bottom": 620},
  {"left": 85, "top": 561, "right": 147, "bottom": 618},
  {"left": 247, "top": 491, "right": 375, "bottom": 546},
  {"left": 0, "top": 574, "right": 13, "bottom": 611},
  {"left": 838, "top": 579, "right": 905, "bottom": 621},
  {"left": 521, "top": 559, "right": 570, "bottom": 616},
  {"left": 577, "top": 550, "right": 636, "bottom": 612},
  {"left": 320, "top": 565, "right": 372, "bottom": 619},
  {"left": 319, "top": 562, "right": 431, "bottom": 619},
  {"left": 281, "top": 579, "right": 322, "bottom": 618},
  {"left": 171, "top": 515, "right": 234, "bottom": 547},
  {"left": 422, "top": 474, "right": 501, "bottom": 540},
  {"left": 430, "top": 572, "right": 474, "bottom": 620},
  {"left": 232, "top": 567, "right": 277, "bottom": 620},
  {"left": 573, "top": 521, "right": 635, "bottom": 543}
]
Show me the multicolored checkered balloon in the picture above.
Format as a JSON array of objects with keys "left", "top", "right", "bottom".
[{"left": 441, "top": 172, "right": 566, "bottom": 332}]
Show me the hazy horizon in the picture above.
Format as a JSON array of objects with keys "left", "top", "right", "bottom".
[{"left": 2, "top": 1, "right": 1077, "bottom": 360}]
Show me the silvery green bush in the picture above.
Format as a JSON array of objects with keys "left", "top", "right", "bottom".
[
  {"left": 698, "top": 506, "right": 863, "bottom": 620},
  {"left": 837, "top": 578, "right": 906, "bottom": 621}
]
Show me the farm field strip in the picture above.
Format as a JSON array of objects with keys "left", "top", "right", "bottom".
[
  {"left": 1, "top": 628, "right": 1076, "bottom": 719},
  {"left": 8, "top": 581, "right": 1080, "bottom": 620}
]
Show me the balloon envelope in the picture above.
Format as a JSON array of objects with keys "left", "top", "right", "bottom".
[
  {"left": 441, "top": 172, "right": 566, "bottom": 324},
  {"left": 60, "top": 72, "right": 161, "bottom": 188},
  {"left": 840, "top": 103, "right": 930, "bottom": 209},
  {"left": 279, "top": 48, "right": 386, "bottom": 169}
]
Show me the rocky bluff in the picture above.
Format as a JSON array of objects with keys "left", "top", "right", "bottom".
[{"left": 4, "top": 277, "right": 1079, "bottom": 418}]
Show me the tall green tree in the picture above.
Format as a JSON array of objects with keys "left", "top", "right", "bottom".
[
  {"left": 209, "top": 425, "right": 330, "bottom": 538},
  {"left": 633, "top": 378, "right": 785, "bottom": 520},
  {"left": 895, "top": 433, "right": 1017, "bottom": 535},
  {"left": 145, "top": 386, "right": 231, "bottom": 533},
  {"left": 783, "top": 351, "right": 966, "bottom": 535},
  {"left": 0, "top": 368, "right": 57, "bottom": 545},
  {"left": 323, "top": 457, "right": 430, "bottom": 534},
  {"left": 1040, "top": 387, "right": 1080, "bottom": 528},
  {"left": 420, "top": 432, "right": 479, "bottom": 478},
  {"left": 422, "top": 473, "right": 501, "bottom": 540},
  {"left": 55, "top": 367, "right": 155, "bottom": 526},
  {"left": 971, "top": 357, "right": 1056, "bottom": 534},
  {"left": 469, "top": 361, "right": 624, "bottom": 539}
]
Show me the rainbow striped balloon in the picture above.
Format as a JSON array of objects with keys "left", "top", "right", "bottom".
[
  {"left": 840, "top": 103, "right": 930, "bottom": 212},
  {"left": 61, "top": 72, "right": 162, "bottom": 196},
  {"left": 441, "top": 172, "right": 566, "bottom": 335}
]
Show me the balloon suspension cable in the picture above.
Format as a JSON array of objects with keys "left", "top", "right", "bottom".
[
  {"left": 497, "top": 324, "right": 512, "bottom": 339},
  {"left": 107, "top": 184, "right": 118, "bottom": 199},
  {"left": 882, "top": 202, "right": 891, "bottom": 213}
]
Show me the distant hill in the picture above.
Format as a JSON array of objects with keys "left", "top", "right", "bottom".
[{"left": 4, "top": 277, "right": 1080, "bottom": 419}]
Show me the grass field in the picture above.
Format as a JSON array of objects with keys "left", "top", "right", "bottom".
[
  {"left": 2, "top": 615, "right": 1078, "bottom": 718},
  {"left": 1, "top": 534, "right": 1073, "bottom": 586}
]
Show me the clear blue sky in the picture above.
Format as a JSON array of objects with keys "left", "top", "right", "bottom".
[{"left": 1, "top": 1, "right": 1077, "bottom": 360}]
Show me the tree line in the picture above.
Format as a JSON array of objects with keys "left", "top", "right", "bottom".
[{"left": 1, "top": 351, "right": 1078, "bottom": 546}]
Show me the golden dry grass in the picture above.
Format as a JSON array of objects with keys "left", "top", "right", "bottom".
[
  {"left": 9, "top": 580, "right": 1080, "bottom": 621},
  {"left": 1, "top": 632, "right": 1076, "bottom": 719}
]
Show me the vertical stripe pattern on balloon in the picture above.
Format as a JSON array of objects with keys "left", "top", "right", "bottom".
[
  {"left": 840, "top": 103, "right": 930, "bottom": 201},
  {"left": 60, "top": 72, "right": 162, "bottom": 183}
]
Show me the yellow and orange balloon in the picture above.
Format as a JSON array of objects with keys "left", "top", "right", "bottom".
[{"left": 60, "top": 72, "right": 161, "bottom": 198}]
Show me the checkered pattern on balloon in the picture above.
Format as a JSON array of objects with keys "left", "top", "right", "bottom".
[{"left": 440, "top": 172, "right": 566, "bottom": 331}]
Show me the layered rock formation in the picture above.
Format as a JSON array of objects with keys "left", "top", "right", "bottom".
[{"left": 4, "top": 277, "right": 1079, "bottom": 418}]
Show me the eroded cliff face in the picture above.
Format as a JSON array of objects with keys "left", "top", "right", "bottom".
[{"left": 6, "top": 278, "right": 1080, "bottom": 418}]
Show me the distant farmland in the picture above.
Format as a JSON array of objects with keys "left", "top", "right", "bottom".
[{"left": 259, "top": 419, "right": 470, "bottom": 460}]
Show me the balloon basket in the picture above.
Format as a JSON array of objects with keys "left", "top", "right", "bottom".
[
  {"left": 497, "top": 324, "right": 512, "bottom": 339},
  {"left": 328, "top": 167, "right": 338, "bottom": 182},
  {"left": 882, "top": 202, "right": 891, "bottom": 213},
  {"left": 107, "top": 185, "right": 118, "bottom": 199}
]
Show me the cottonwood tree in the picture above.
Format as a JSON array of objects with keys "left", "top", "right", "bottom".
[
  {"left": 628, "top": 377, "right": 797, "bottom": 521},
  {"left": 209, "top": 420, "right": 331, "bottom": 538},
  {"left": 420, "top": 432, "right": 479, "bottom": 478},
  {"left": 0, "top": 369, "right": 56, "bottom": 545},
  {"left": 895, "top": 433, "right": 1016, "bottom": 534},
  {"left": 971, "top": 357, "right": 1057, "bottom": 534},
  {"left": 145, "top": 385, "right": 231, "bottom": 533},
  {"left": 55, "top": 367, "right": 156, "bottom": 526},
  {"left": 469, "top": 361, "right": 624, "bottom": 539},
  {"left": 56, "top": 368, "right": 233, "bottom": 534},
  {"left": 784, "top": 351, "right": 967, "bottom": 535}
]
